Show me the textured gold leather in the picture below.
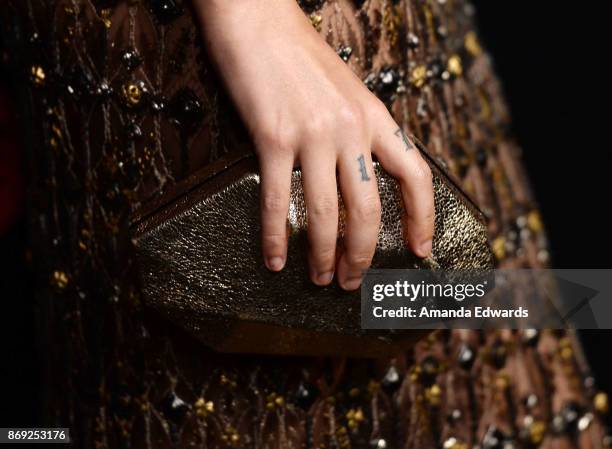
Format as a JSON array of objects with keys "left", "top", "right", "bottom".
[{"left": 132, "top": 149, "right": 493, "bottom": 356}]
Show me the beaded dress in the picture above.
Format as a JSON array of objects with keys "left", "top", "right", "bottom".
[{"left": 0, "top": 1, "right": 609, "bottom": 448}]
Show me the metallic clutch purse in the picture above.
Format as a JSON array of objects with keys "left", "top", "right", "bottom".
[{"left": 131, "top": 140, "right": 493, "bottom": 357}]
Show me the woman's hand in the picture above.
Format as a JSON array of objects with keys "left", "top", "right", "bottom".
[{"left": 194, "top": 0, "right": 434, "bottom": 290}]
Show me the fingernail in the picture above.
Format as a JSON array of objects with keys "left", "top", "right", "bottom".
[
  {"left": 316, "top": 271, "right": 334, "bottom": 285},
  {"left": 267, "top": 256, "right": 285, "bottom": 271},
  {"left": 342, "top": 276, "right": 362, "bottom": 291},
  {"left": 419, "top": 240, "right": 432, "bottom": 257}
]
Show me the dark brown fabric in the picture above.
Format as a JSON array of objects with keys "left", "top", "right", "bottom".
[{"left": 0, "top": 0, "right": 608, "bottom": 448}]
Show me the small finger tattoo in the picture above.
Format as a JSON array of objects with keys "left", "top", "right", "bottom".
[
  {"left": 394, "top": 128, "right": 415, "bottom": 151},
  {"left": 357, "top": 154, "right": 371, "bottom": 181}
]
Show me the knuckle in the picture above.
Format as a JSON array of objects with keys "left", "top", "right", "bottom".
[
  {"left": 309, "top": 195, "right": 337, "bottom": 219},
  {"left": 254, "top": 126, "right": 295, "bottom": 155},
  {"left": 347, "top": 252, "right": 373, "bottom": 268},
  {"left": 412, "top": 158, "right": 433, "bottom": 183},
  {"left": 312, "top": 246, "right": 336, "bottom": 264},
  {"left": 368, "top": 98, "right": 390, "bottom": 120},
  {"left": 262, "top": 191, "right": 285, "bottom": 213},
  {"left": 303, "top": 113, "right": 334, "bottom": 136},
  {"left": 336, "top": 103, "right": 364, "bottom": 128},
  {"left": 353, "top": 195, "right": 382, "bottom": 223},
  {"left": 261, "top": 232, "right": 286, "bottom": 249}
]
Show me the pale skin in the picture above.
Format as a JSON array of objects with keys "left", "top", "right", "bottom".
[{"left": 194, "top": 0, "right": 435, "bottom": 291}]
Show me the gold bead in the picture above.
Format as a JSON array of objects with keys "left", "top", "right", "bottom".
[
  {"left": 51, "top": 270, "right": 69, "bottom": 290},
  {"left": 367, "top": 380, "right": 380, "bottom": 394},
  {"left": 30, "top": 65, "right": 46, "bottom": 86},
  {"left": 560, "top": 346, "right": 573, "bottom": 361},
  {"left": 492, "top": 236, "right": 506, "bottom": 260},
  {"left": 426, "top": 384, "right": 442, "bottom": 406},
  {"left": 101, "top": 9, "right": 112, "bottom": 29},
  {"left": 595, "top": 392, "right": 609, "bottom": 413},
  {"left": 495, "top": 373, "right": 509, "bottom": 390},
  {"left": 527, "top": 210, "right": 543, "bottom": 233},
  {"left": 195, "top": 397, "right": 214, "bottom": 418},
  {"left": 464, "top": 31, "right": 482, "bottom": 56},
  {"left": 309, "top": 13, "right": 323, "bottom": 32},
  {"left": 447, "top": 54, "right": 463, "bottom": 77},
  {"left": 444, "top": 437, "right": 469, "bottom": 449},
  {"left": 122, "top": 82, "right": 142, "bottom": 107},
  {"left": 529, "top": 420, "right": 547, "bottom": 445},
  {"left": 409, "top": 65, "right": 427, "bottom": 88}
]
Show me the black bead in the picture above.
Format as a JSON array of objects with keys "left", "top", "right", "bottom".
[
  {"left": 163, "top": 391, "right": 189, "bottom": 424},
  {"left": 457, "top": 343, "right": 475, "bottom": 370},
  {"left": 420, "top": 356, "right": 439, "bottom": 387},
  {"left": 407, "top": 33, "right": 419, "bottom": 49},
  {"left": 95, "top": 80, "right": 113, "bottom": 98},
  {"left": 482, "top": 426, "right": 507, "bottom": 449},
  {"left": 93, "top": 0, "right": 119, "bottom": 8},
  {"left": 490, "top": 340, "right": 507, "bottom": 369},
  {"left": 65, "top": 66, "right": 96, "bottom": 97},
  {"left": 126, "top": 122, "right": 143, "bottom": 140},
  {"left": 121, "top": 49, "right": 143, "bottom": 71},
  {"left": 369, "top": 438, "right": 388, "bottom": 449},
  {"left": 523, "top": 394, "right": 538, "bottom": 409},
  {"left": 476, "top": 147, "right": 488, "bottom": 167},
  {"left": 381, "top": 365, "right": 403, "bottom": 394},
  {"left": 295, "top": 381, "right": 318, "bottom": 409},
  {"left": 376, "top": 67, "right": 399, "bottom": 104},
  {"left": 428, "top": 59, "right": 445, "bottom": 79},
  {"left": 297, "top": 0, "right": 325, "bottom": 13},
  {"left": 149, "top": 0, "right": 182, "bottom": 25},
  {"left": 561, "top": 402, "right": 583, "bottom": 431},
  {"left": 522, "top": 329, "right": 540, "bottom": 346},
  {"left": 447, "top": 408, "right": 462, "bottom": 423},
  {"left": 337, "top": 45, "right": 353, "bottom": 62},
  {"left": 151, "top": 96, "right": 167, "bottom": 112},
  {"left": 167, "top": 88, "right": 204, "bottom": 132}
]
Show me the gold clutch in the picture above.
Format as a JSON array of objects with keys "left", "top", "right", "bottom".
[{"left": 131, "top": 139, "right": 493, "bottom": 357}]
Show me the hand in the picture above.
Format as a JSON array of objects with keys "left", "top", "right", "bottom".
[{"left": 194, "top": 0, "right": 434, "bottom": 290}]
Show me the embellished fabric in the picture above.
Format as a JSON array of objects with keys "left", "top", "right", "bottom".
[{"left": 0, "top": 0, "right": 608, "bottom": 448}]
